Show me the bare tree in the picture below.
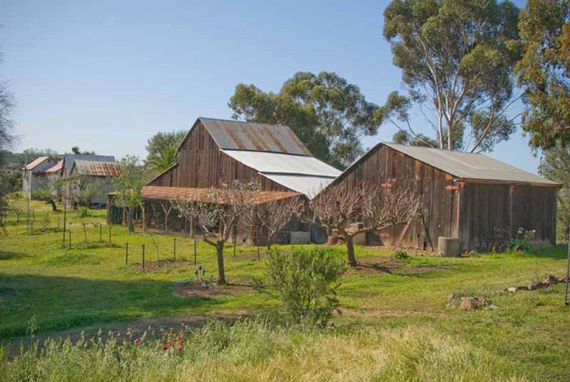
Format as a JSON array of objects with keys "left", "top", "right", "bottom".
[
  {"left": 173, "top": 180, "right": 261, "bottom": 285},
  {"left": 310, "top": 182, "right": 419, "bottom": 266},
  {"left": 248, "top": 195, "right": 305, "bottom": 250},
  {"left": 159, "top": 200, "right": 173, "bottom": 233}
]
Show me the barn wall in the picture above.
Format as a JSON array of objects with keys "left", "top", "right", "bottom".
[
  {"left": 459, "top": 183, "right": 557, "bottom": 250},
  {"left": 148, "top": 122, "right": 288, "bottom": 192},
  {"left": 333, "top": 145, "right": 458, "bottom": 250}
]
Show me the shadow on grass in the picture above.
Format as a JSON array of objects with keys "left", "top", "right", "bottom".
[
  {"left": 0, "top": 251, "right": 27, "bottom": 261},
  {"left": 0, "top": 273, "right": 221, "bottom": 341},
  {"left": 528, "top": 244, "right": 568, "bottom": 260}
]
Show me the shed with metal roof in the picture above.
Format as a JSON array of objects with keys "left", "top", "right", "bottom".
[{"left": 328, "top": 142, "right": 561, "bottom": 251}]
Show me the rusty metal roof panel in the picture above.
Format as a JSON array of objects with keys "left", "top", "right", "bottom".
[
  {"left": 384, "top": 143, "right": 559, "bottom": 186},
  {"left": 199, "top": 117, "right": 311, "bottom": 155},
  {"left": 63, "top": 154, "right": 115, "bottom": 175},
  {"left": 221, "top": 150, "right": 341, "bottom": 177},
  {"left": 73, "top": 160, "right": 122, "bottom": 177},
  {"left": 140, "top": 186, "right": 300, "bottom": 204}
]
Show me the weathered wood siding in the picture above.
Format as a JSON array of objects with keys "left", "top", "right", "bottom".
[
  {"left": 333, "top": 144, "right": 459, "bottom": 250},
  {"left": 148, "top": 121, "right": 288, "bottom": 191},
  {"left": 459, "top": 183, "right": 557, "bottom": 249},
  {"left": 333, "top": 144, "right": 557, "bottom": 251}
]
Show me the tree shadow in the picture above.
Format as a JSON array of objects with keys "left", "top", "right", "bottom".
[
  {"left": 0, "top": 273, "right": 223, "bottom": 342},
  {"left": 0, "top": 250, "right": 27, "bottom": 261}
]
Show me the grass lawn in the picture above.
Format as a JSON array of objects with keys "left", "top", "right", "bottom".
[{"left": 1, "top": 199, "right": 570, "bottom": 380}]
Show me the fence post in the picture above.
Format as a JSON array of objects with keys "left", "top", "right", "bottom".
[
  {"left": 62, "top": 204, "right": 67, "bottom": 244},
  {"left": 564, "top": 225, "right": 570, "bottom": 306},
  {"left": 108, "top": 225, "right": 111, "bottom": 244},
  {"left": 69, "top": 229, "right": 72, "bottom": 249},
  {"left": 142, "top": 244, "right": 146, "bottom": 271},
  {"left": 99, "top": 224, "right": 102, "bottom": 242},
  {"left": 173, "top": 238, "right": 176, "bottom": 261},
  {"left": 125, "top": 243, "right": 129, "bottom": 265}
]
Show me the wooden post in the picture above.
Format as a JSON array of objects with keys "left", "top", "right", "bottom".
[
  {"left": 564, "top": 222, "right": 570, "bottom": 306},
  {"left": 142, "top": 244, "right": 146, "bottom": 271},
  {"left": 125, "top": 243, "right": 129, "bottom": 265},
  {"left": 108, "top": 225, "right": 111, "bottom": 244},
  {"left": 62, "top": 204, "right": 67, "bottom": 244},
  {"left": 173, "top": 238, "right": 176, "bottom": 261},
  {"left": 68, "top": 229, "right": 72, "bottom": 249},
  {"left": 99, "top": 224, "right": 102, "bottom": 242}
]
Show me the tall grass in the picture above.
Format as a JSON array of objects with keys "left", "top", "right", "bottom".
[{"left": 2, "top": 319, "right": 527, "bottom": 382}]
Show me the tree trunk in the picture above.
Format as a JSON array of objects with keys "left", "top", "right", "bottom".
[
  {"left": 127, "top": 207, "right": 135, "bottom": 233},
  {"left": 216, "top": 241, "right": 226, "bottom": 285},
  {"left": 345, "top": 234, "right": 357, "bottom": 267},
  {"left": 48, "top": 200, "right": 58, "bottom": 212}
]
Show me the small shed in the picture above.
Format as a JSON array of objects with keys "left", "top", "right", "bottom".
[
  {"left": 22, "top": 156, "right": 58, "bottom": 198},
  {"left": 68, "top": 160, "right": 121, "bottom": 209},
  {"left": 330, "top": 143, "right": 561, "bottom": 251}
]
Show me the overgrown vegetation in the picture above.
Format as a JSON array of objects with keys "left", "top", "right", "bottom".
[
  {"left": 256, "top": 248, "right": 345, "bottom": 325},
  {"left": 0, "top": 319, "right": 528, "bottom": 382}
]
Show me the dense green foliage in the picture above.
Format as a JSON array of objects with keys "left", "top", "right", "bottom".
[
  {"left": 381, "top": 0, "right": 520, "bottom": 152},
  {"left": 259, "top": 248, "right": 345, "bottom": 325},
  {"left": 144, "top": 130, "right": 185, "bottom": 174},
  {"left": 229, "top": 72, "right": 380, "bottom": 168},
  {"left": 517, "top": 0, "right": 570, "bottom": 148},
  {"left": 539, "top": 143, "right": 570, "bottom": 241}
]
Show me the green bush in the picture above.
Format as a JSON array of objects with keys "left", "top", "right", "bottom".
[
  {"left": 257, "top": 248, "right": 346, "bottom": 325},
  {"left": 76, "top": 207, "right": 91, "bottom": 218},
  {"left": 394, "top": 250, "right": 409, "bottom": 260}
]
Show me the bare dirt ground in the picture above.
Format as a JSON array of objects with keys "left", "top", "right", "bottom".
[
  {"left": 344, "top": 256, "right": 450, "bottom": 276},
  {"left": 174, "top": 278, "right": 254, "bottom": 298}
]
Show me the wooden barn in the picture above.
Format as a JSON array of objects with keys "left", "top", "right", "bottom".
[
  {"left": 108, "top": 117, "right": 340, "bottom": 243},
  {"left": 329, "top": 143, "right": 561, "bottom": 252}
]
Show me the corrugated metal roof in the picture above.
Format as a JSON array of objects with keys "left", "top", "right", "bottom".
[
  {"left": 384, "top": 143, "right": 559, "bottom": 186},
  {"left": 262, "top": 174, "right": 336, "bottom": 197},
  {"left": 72, "top": 160, "right": 122, "bottom": 177},
  {"left": 46, "top": 160, "right": 63, "bottom": 174},
  {"left": 64, "top": 154, "right": 115, "bottom": 175},
  {"left": 221, "top": 150, "right": 341, "bottom": 177},
  {"left": 139, "top": 186, "right": 300, "bottom": 204},
  {"left": 199, "top": 117, "right": 311, "bottom": 155},
  {"left": 25, "top": 156, "right": 51, "bottom": 170}
]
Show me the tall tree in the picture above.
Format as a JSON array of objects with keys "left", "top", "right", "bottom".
[
  {"left": 516, "top": 0, "right": 570, "bottom": 148},
  {"left": 380, "top": 0, "right": 520, "bottom": 152},
  {"left": 539, "top": 144, "right": 570, "bottom": 241},
  {"left": 113, "top": 156, "right": 144, "bottom": 233},
  {"left": 229, "top": 72, "right": 381, "bottom": 168},
  {"left": 145, "top": 130, "right": 185, "bottom": 173},
  {"left": 0, "top": 53, "right": 15, "bottom": 218}
]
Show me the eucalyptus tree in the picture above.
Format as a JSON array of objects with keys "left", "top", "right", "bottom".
[
  {"left": 516, "top": 0, "right": 570, "bottom": 148},
  {"left": 229, "top": 71, "right": 381, "bottom": 168},
  {"left": 380, "top": 0, "right": 520, "bottom": 152}
]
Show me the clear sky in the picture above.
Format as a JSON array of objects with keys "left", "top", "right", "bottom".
[{"left": 1, "top": 0, "right": 539, "bottom": 173}]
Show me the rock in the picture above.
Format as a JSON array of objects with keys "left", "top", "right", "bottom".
[
  {"left": 458, "top": 297, "right": 479, "bottom": 310},
  {"left": 506, "top": 287, "right": 517, "bottom": 293},
  {"left": 543, "top": 274, "right": 558, "bottom": 285}
]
